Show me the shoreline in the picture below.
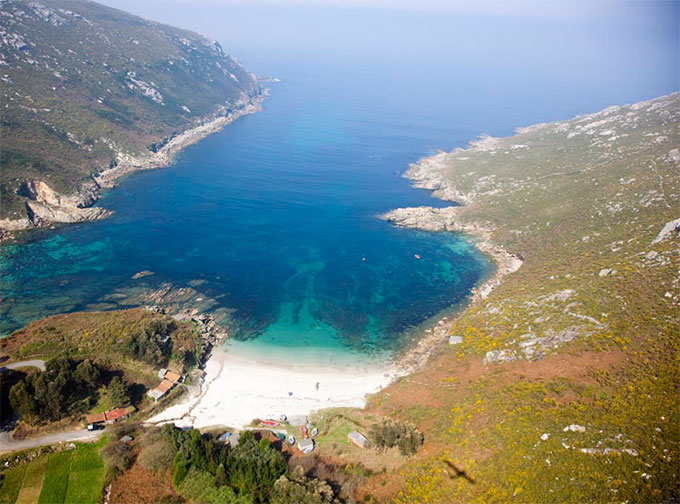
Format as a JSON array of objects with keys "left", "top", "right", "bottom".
[
  {"left": 0, "top": 90, "right": 268, "bottom": 241},
  {"left": 146, "top": 344, "right": 398, "bottom": 429},
  {"left": 382, "top": 150, "right": 523, "bottom": 374}
]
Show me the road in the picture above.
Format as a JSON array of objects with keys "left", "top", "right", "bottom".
[
  {"left": 0, "top": 359, "right": 46, "bottom": 372},
  {"left": 0, "top": 428, "right": 104, "bottom": 454}
]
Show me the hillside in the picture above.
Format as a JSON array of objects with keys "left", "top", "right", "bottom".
[
  {"left": 356, "top": 93, "right": 679, "bottom": 502},
  {"left": 0, "top": 0, "right": 260, "bottom": 229},
  {"left": 0, "top": 308, "right": 202, "bottom": 386}
]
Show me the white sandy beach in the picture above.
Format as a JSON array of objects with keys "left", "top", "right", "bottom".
[{"left": 147, "top": 343, "right": 400, "bottom": 429}]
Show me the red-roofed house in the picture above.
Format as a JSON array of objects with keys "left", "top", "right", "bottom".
[
  {"left": 86, "top": 406, "right": 135, "bottom": 430},
  {"left": 147, "top": 378, "right": 176, "bottom": 402}
]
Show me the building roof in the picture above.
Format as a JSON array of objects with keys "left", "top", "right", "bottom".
[
  {"left": 85, "top": 412, "right": 106, "bottom": 424},
  {"left": 164, "top": 371, "right": 182, "bottom": 383},
  {"left": 156, "top": 379, "right": 175, "bottom": 394},
  {"left": 105, "top": 407, "right": 130, "bottom": 422},
  {"left": 348, "top": 431, "right": 368, "bottom": 447},
  {"left": 86, "top": 405, "right": 136, "bottom": 424},
  {"left": 147, "top": 389, "right": 164, "bottom": 400}
]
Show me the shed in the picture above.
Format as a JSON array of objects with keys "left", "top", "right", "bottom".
[
  {"left": 448, "top": 336, "right": 463, "bottom": 345},
  {"left": 297, "top": 438, "right": 314, "bottom": 454},
  {"left": 120, "top": 435, "right": 133, "bottom": 444},
  {"left": 157, "top": 368, "right": 168, "bottom": 380},
  {"left": 348, "top": 431, "right": 368, "bottom": 448}
]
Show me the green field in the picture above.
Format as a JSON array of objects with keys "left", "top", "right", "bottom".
[{"left": 0, "top": 439, "right": 106, "bottom": 504}]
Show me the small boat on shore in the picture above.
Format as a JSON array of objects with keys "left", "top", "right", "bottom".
[{"left": 261, "top": 419, "right": 280, "bottom": 427}]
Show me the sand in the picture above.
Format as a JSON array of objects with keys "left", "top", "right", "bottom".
[{"left": 147, "top": 343, "right": 399, "bottom": 429}]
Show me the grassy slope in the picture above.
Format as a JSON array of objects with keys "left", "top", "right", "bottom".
[
  {"left": 0, "top": 308, "right": 200, "bottom": 386},
  {"left": 0, "top": 0, "right": 258, "bottom": 218},
  {"left": 0, "top": 465, "right": 25, "bottom": 504},
  {"left": 14, "top": 455, "right": 46, "bottom": 504},
  {"left": 356, "top": 94, "right": 679, "bottom": 502},
  {"left": 0, "top": 439, "right": 107, "bottom": 504}
]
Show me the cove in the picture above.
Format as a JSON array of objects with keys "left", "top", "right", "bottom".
[{"left": 0, "top": 61, "right": 493, "bottom": 362}]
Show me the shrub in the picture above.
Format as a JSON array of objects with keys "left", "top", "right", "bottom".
[
  {"left": 138, "top": 438, "right": 176, "bottom": 474},
  {"left": 271, "top": 466, "right": 339, "bottom": 504},
  {"left": 172, "top": 452, "right": 189, "bottom": 487},
  {"left": 100, "top": 440, "right": 134, "bottom": 481},
  {"left": 369, "top": 421, "right": 424, "bottom": 456}
]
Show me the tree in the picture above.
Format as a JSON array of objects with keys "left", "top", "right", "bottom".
[
  {"left": 108, "top": 376, "right": 130, "bottom": 406},
  {"left": 9, "top": 381, "right": 36, "bottom": 421},
  {"left": 172, "top": 452, "right": 189, "bottom": 488},
  {"left": 74, "top": 359, "right": 101, "bottom": 390},
  {"left": 228, "top": 430, "right": 287, "bottom": 502},
  {"left": 215, "top": 463, "right": 227, "bottom": 486}
]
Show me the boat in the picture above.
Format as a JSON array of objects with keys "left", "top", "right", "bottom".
[
  {"left": 288, "top": 435, "right": 296, "bottom": 445},
  {"left": 260, "top": 420, "right": 280, "bottom": 427},
  {"left": 311, "top": 427, "right": 318, "bottom": 437},
  {"left": 414, "top": 254, "right": 421, "bottom": 259},
  {"left": 301, "top": 425, "right": 309, "bottom": 439}
]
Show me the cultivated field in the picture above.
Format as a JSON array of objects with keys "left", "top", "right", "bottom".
[{"left": 0, "top": 439, "right": 105, "bottom": 504}]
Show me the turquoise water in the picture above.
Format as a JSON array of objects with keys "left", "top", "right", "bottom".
[{"left": 2, "top": 5, "right": 677, "bottom": 360}]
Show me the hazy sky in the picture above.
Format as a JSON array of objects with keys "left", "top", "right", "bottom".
[{"left": 98, "top": 0, "right": 678, "bottom": 117}]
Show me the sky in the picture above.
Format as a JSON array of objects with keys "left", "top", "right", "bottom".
[{"left": 97, "top": 0, "right": 679, "bottom": 118}]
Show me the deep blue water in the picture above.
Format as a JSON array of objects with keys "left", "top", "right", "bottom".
[{"left": 2, "top": 4, "right": 678, "bottom": 361}]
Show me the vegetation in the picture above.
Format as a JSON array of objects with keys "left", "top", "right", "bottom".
[
  {"left": 8, "top": 357, "right": 112, "bottom": 424},
  {"left": 0, "top": 464, "right": 26, "bottom": 504},
  {"left": 162, "top": 426, "right": 289, "bottom": 503},
  {"left": 120, "top": 319, "right": 179, "bottom": 366},
  {"left": 0, "top": 0, "right": 259, "bottom": 220},
  {"left": 0, "top": 439, "right": 106, "bottom": 504},
  {"left": 368, "top": 422, "right": 423, "bottom": 457},
  {"left": 1, "top": 308, "right": 202, "bottom": 385},
  {"left": 271, "top": 465, "right": 339, "bottom": 504},
  {"left": 100, "top": 439, "right": 134, "bottom": 482}
]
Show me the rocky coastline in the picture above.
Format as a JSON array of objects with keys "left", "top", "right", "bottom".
[
  {"left": 384, "top": 152, "right": 523, "bottom": 373},
  {"left": 0, "top": 90, "right": 267, "bottom": 242}
]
